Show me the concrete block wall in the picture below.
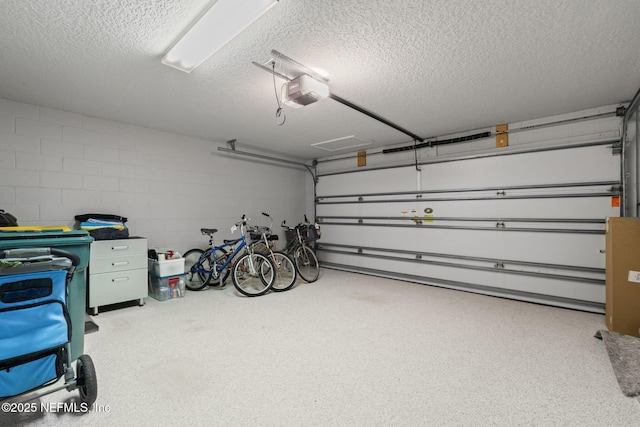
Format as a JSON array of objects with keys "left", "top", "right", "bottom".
[{"left": 0, "top": 98, "right": 310, "bottom": 254}]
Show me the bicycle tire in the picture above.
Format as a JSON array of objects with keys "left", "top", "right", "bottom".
[
  {"left": 232, "top": 253, "right": 275, "bottom": 296},
  {"left": 209, "top": 247, "right": 231, "bottom": 286},
  {"left": 294, "top": 245, "right": 319, "bottom": 283},
  {"left": 268, "top": 251, "right": 297, "bottom": 292},
  {"left": 183, "top": 249, "right": 211, "bottom": 291}
]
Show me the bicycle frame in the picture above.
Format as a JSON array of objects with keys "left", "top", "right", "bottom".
[
  {"left": 191, "top": 217, "right": 260, "bottom": 279},
  {"left": 280, "top": 216, "right": 320, "bottom": 283},
  {"left": 282, "top": 222, "right": 308, "bottom": 255},
  {"left": 246, "top": 212, "right": 298, "bottom": 292},
  {"left": 210, "top": 237, "right": 245, "bottom": 275},
  {"left": 249, "top": 214, "right": 276, "bottom": 257}
]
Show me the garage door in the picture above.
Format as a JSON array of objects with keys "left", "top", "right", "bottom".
[{"left": 315, "top": 119, "right": 621, "bottom": 313}]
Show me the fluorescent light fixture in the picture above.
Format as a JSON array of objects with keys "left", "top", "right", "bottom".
[
  {"left": 281, "top": 75, "right": 330, "bottom": 108},
  {"left": 162, "top": 0, "right": 278, "bottom": 73}
]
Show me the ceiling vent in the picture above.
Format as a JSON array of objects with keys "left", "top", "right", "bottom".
[{"left": 311, "top": 135, "right": 370, "bottom": 152}]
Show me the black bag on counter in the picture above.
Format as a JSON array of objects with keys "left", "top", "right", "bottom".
[
  {"left": 87, "top": 227, "right": 129, "bottom": 240},
  {"left": 0, "top": 210, "right": 18, "bottom": 227},
  {"left": 74, "top": 213, "right": 128, "bottom": 223},
  {"left": 74, "top": 213, "right": 129, "bottom": 240}
]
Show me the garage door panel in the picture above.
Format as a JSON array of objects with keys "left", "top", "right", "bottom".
[
  {"left": 500, "top": 231, "right": 605, "bottom": 267},
  {"left": 419, "top": 145, "right": 618, "bottom": 190},
  {"left": 319, "top": 224, "right": 502, "bottom": 259},
  {"left": 318, "top": 196, "right": 617, "bottom": 221},
  {"left": 317, "top": 167, "right": 417, "bottom": 195},
  {"left": 319, "top": 223, "right": 604, "bottom": 268},
  {"left": 321, "top": 252, "right": 604, "bottom": 304}
]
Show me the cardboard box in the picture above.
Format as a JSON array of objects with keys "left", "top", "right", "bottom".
[{"left": 605, "top": 217, "right": 640, "bottom": 336}]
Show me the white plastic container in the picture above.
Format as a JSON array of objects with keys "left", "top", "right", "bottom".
[{"left": 148, "top": 257, "right": 185, "bottom": 277}]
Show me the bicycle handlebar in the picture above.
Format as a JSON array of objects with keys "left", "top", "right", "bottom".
[
  {"left": 258, "top": 212, "right": 273, "bottom": 232},
  {"left": 282, "top": 215, "right": 312, "bottom": 231},
  {"left": 234, "top": 214, "right": 249, "bottom": 227}
]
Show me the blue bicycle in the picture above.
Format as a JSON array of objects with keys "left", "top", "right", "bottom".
[{"left": 183, "top": 215, "right": 275, "bottom": 297}]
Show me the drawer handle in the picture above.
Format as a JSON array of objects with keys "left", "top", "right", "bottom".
[
  {"left": 112, "top": 261, "right": 130, "bottom": 267},
  {"left": 112, "top": 245, "right": 129, "bottom": 251},
  {"left": 112, "top": 277, "right": 130, "bottom": 282}
]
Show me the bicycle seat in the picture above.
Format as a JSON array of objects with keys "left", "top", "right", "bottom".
[
  {"left": 223, "top": 238, "right": 241, "bottom": 244},
  {"left": 201, "top": 228, "right": 218, "bottom": 235}
]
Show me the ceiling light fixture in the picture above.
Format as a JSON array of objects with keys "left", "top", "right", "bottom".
[{"left": 162, "top": 0, "right": 278, "bottom": 73}]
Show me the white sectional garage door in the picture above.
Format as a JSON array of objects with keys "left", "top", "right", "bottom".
[{"left": 315, "top": 137, "right": 621, "bottom": 313}]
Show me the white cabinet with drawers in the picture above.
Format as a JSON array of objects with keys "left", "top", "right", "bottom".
[{"left": 88, "top": 238, "right": 148, "bottom": 315}]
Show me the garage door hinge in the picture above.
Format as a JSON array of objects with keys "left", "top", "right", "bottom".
[
  {"left": 611, "top": 142, "right": 622, "bottom": 155},
  {"left": 610, "top": 185, "right": 622, "bottom": 194},
  {"left": 358, "top": 196, "right": 364, "bottom": 202},
  {"left": 494, "top": 262, "right": 505, "bottom": 269},
  {"left": 495, "top": 222, "right": 506, "bottom": 228}
]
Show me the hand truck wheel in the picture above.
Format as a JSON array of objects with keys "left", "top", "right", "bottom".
[{"left": 76, "top": 354, "right": 98, "bottom": 406}]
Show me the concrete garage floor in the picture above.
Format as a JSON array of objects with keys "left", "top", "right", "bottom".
[{"left": 4, "top": 269, "right": 640, "bottom": 426}]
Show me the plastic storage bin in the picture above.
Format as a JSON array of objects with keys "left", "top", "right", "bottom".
[
  {"left": 148, "top": 257, "right": 185, "bottom": 277},
  {"left": 148, "top": 274, "right": 186, "bottom": 301}
]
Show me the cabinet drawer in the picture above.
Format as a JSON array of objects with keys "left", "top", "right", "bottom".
[
  {"left": 90, "top": 238, "right": 147, "bottom": 259},
  {"left": 88, "top": 268, "right": 148, "bottom": 308},
  {"left": 90, "top": 255, "right": 147, "bottom": 274}
]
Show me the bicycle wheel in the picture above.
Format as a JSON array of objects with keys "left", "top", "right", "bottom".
[
  {"left": 232, "top": 253, "right": 275, "bottom": 296},
  {"left": 268, "top": 251, "right": 297, "bottom": 292},
  {"left": 294, "top": 245, "right": 319, "bottom": 283},
  {"left": 183, "top": 249, "right": 211, "bottom": 291},
  {"left": 208, "top": 247, "right": 231, "bottom": 287}
]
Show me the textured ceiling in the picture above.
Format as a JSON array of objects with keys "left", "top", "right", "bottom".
[{"left": 1, "top": 0, "right": 639, "bottom": 161}]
